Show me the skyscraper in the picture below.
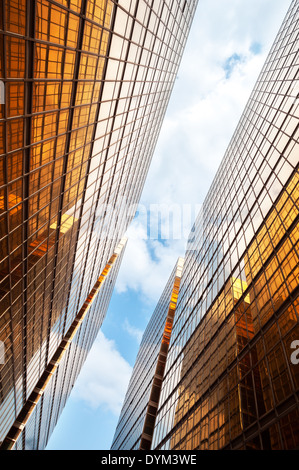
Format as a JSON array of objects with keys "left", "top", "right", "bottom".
[
  {"left": 0, "top": 0, "right": 198, "bottom": 449},
  {"left": 111, "top": 257, "right": 184, "bottom": 450},
  {"left": 113, "top": 0, "right": 299, "bottom": 450}
]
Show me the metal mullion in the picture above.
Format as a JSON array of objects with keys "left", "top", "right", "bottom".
[
  {"left": 102, "top": 0, "right": 156, "bottom": 217},
  {"left": 158, "top": 256, "right": 299, "bottom": 451},
  {"left": 0, "top": 238, "right": 125, "bottom": 450},
  {"left": 114, "top": 265, "right": 181, "bottom": 449},
  {"left": 183, "top": 138, "right": 299, "bottom": 329},
  {"left": 67, "top": 1, "right": 134, "bottom": 322},
  {"left": 65, "top": 0, "right": 169, "bottom": 412},
  {"left": 19, "top": 0, "right": 36, "bottom": 448},
  {"left": 27, "top": 87, "right": 102, "bottom": 119},
  {"left": 42, "top": 345, "right": 64, "bottom": 449},
  {"left": 166, "top": 202, "right": 299, "bottom": 398},
  {"left": 0, "top": 0, "right": 19, "bottom": 426},
  {"left": 49, "top": 0, "right": 115, "bottom": 33},
  {"left": 122, "top": 0, "right": 173, "bottom": 208},
  {"left": 57, "top": 0, "right": 118, "bottom": 344},
  {"left": 43, "top": 0, "right": 89, "bottom": 368},
  {"left": 33, "top": 5, "right": 72, "bottom": 441},
  {"left": 62, "top": 268, "right": 102, "bottom": 413},
  {"left": 42, "top": 6, "right": 121, "bottom": 440}
]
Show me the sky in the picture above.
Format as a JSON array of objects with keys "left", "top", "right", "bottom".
[{"left": 46, "top": 0, "right": 290, "bottom": 450}]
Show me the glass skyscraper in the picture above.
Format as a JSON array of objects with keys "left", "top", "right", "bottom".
[
  {"left": 0, "top": 0, "right": 198, "bottom": 449},
  {"left": 111, "top": 257, "right": 184, "bottom": 450},
  {"left": 113, "top": 0, "right": 299, "bottom": 450}
]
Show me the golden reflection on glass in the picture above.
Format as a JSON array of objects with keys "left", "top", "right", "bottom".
[
  {"left": 166, "top": 173, "right": 298, "bottom": 450},
  {"left": 0, "top": 0, "right": 113, "bottom": 442}
]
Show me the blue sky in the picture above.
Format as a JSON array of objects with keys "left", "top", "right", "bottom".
[{"left": 46, "top": 0, "right": 290, "bottom": 450}]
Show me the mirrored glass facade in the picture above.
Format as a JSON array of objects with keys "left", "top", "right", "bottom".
[
  {"left": 9, "top": 237, "right": 127, "bottom": 450},
  {"left": 0, "top": 0, "right": 198, "bottom": 449},
  {"left": 114, "top": 0, "right": 299, "bottom": 451}
]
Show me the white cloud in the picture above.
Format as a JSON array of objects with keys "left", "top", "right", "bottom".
[
  {"left": 123, "top": 318, "right": 143, "bottom": 344},
  {"left": 115, "top": 217, "right": 185, "bottom": 303},
  {"left": 71, "top": 331, "right": 132, "bottom": 415},
  {"left": 142, "top": 0, "right": 289, "bottom": 208}
]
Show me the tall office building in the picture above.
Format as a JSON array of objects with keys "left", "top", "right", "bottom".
[
  {"left": 113, "top": 0, "right": 299, "bottom": 450},
  {"left": 0, "top": 0, "right": 198, "bottom": 449},
  {"left": 111, "top": 257, "right": 184, "bottom": 450}
]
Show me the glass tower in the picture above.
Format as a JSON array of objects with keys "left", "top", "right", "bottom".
[
  {"left": 111, "top": 257, "right": 184, "bottom": 450},
  {"left": 113, "top": 0, "right": 299, "bottom": 451},
  {"left": 0, "top": 0, "right": 198, "bottom": 449}
]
